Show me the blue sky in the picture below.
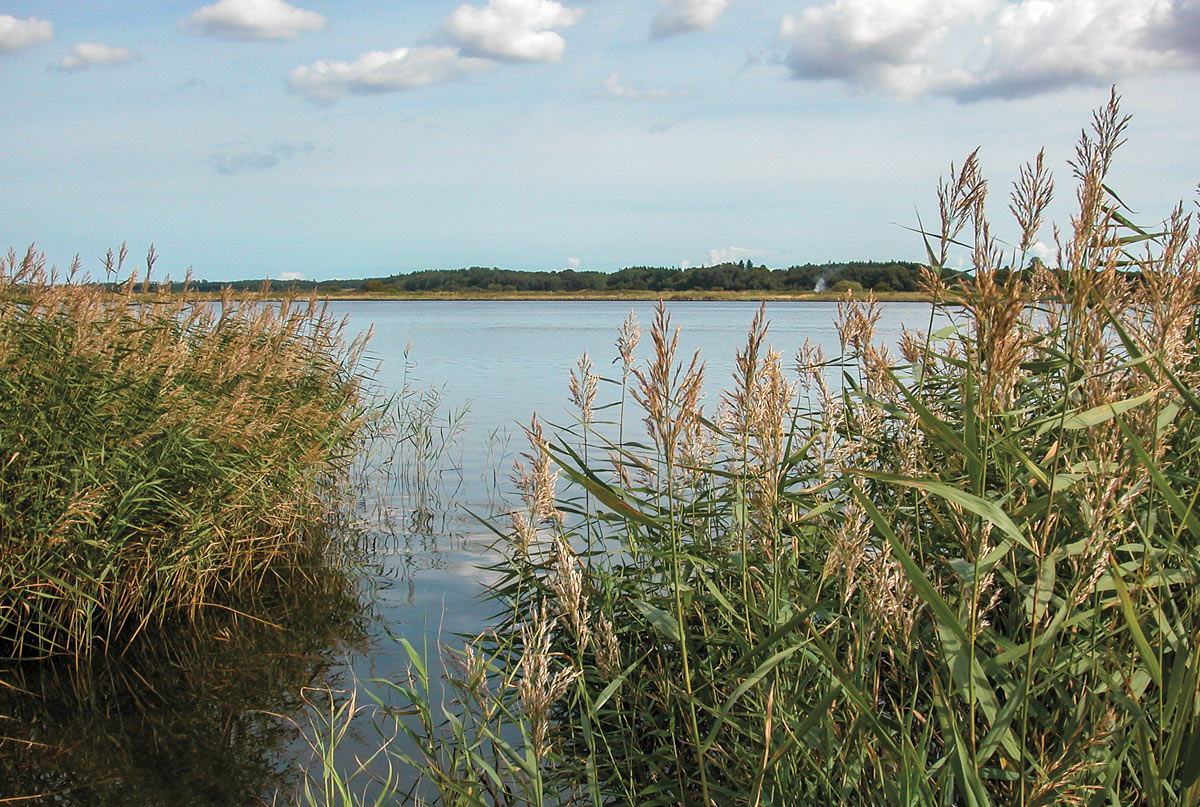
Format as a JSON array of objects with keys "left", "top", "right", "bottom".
[{"left": 2, "top": 0, "right": 1198, "bottom": 282}]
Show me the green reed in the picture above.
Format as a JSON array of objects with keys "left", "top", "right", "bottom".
[
  {"left": 0, "top": 246, "right": 380, "bottom": 672},
  {"left": 308, "top": 90, "right": 1200, "bottom": 806}
]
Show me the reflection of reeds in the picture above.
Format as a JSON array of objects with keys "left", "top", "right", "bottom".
[
  {"left": 0, "top": 248, "right": 378, "bottom": 670},
  {"left": 307, "top": 90, "right": 1200, "bottom": 806},
  {"left": 386, "top": 343, "right": 470, "bottom": 499},
  {"left": 1, "top": 566, "right": 367, "bottom": 806},
  {"left": 345, "top": 344, "right": 477, "bottom": 581}
]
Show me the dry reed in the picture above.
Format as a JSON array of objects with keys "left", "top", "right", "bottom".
[{"left": 0, "top": 247, "right": 378, "bottom": 671}]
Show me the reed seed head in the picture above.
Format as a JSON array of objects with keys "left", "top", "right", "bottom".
[
  {"left": 569, "top": 350, "right": 598, "bottom": 424},
  {"left": 615, "top": 310, "right": 641, "bottom": 370}
]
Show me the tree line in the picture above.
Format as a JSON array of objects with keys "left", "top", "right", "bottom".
[{"left": 163, "top": 260, "right": 929, "bottom": 295}]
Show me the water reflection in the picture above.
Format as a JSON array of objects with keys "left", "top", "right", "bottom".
[{"left": 0, "top": 569, "right": 368, "bottom": 805}]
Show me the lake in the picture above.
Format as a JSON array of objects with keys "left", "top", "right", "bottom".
[{"left": 0, "top": 300, "right": 944, "bottom": 805}]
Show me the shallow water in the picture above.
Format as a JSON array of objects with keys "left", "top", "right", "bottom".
[{"left": 0, "top": 300, "right": 947, "bottom": 804}]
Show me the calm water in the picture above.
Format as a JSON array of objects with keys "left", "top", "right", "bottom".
[
  {"left": 333, "top": 300, "right": 943, "bottom": 676},
  {"left": 0, "top": 300, "right": 944, "bottom": 805}
]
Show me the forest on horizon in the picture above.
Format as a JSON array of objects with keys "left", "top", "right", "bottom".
[{"left": 155, "top": 260, "right": 934, "bottom": 295}]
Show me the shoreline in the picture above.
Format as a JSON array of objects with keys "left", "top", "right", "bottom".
[{"left": 137, "top": 289, "right": 934, "bottom": 303}]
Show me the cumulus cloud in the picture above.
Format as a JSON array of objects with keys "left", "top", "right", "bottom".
[
  {"left": 566, "top": 257, "right": 580, "bottom": 269},
  {"left": 278, "top": 271, "right": 305, "bottom": 280},
  {"left": 779, "top": 0, "right": 991, "bottom": 98},
  {"left": 210, "top": 140, "right": 314, "bottom": 174},
  {"left": 57, "top": 43, "right": 137, "bottom": 72},
  {"left": 708, "top": 246, "right": 767, "bottom": 265},
  {"left": 443, "top": 0, "right": 582, "bottom": 62},
  {"left": 1028, "top": 239, "right": 1056, "bottom": 266},
  {"left": 289, "top": 46, "right": 493, "bottom": 102},
  {"left": 290, "top": 0, "right": 581, "bottom": 103},
  {"left": 779, "top": 0, "right": 1200, "bottom": 101},
  {"left": 590, "top": 72, "right": 671, "bottom": 99},
  {"left": 955, "top": 0, "right": 1187, "bottom": 101},
  {"left": 186, "top": 0, "right": 325, "bottom": 41},
  {"left": 1150, "top": 0, "right": 1200, "bottom": 57},
  {"left": 652, "top": 0, "right": 732, "bottom": 38},
  {"left": 0, "top": 15, "right": 53, "bottom": 53}
]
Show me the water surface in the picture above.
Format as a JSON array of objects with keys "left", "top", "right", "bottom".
[{"left": 0, "top": 300, "right": 943, "bottom": 804}]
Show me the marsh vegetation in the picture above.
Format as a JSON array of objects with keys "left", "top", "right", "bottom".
[
  {"left": 308, "top": 92, "right": 1200, "bottom": 806},
  {"left": 0, "top": 247, "right": 379, "bottom": 667},
  {"left": 0, "top": 248, "right": 398, "bottom": 802},
  {"left": 4, "top": 90, "right": 1199, "bottom": 806}
]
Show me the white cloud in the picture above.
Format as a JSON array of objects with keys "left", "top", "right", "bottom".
[
  {"left": 0, "top": 15, "right": 53, "bottom": 53},
  {"left": 278, "top": 271, "right": 305, "bottom": 280},
  {"left": 210, "top": 140, "right": 314, "bottom": 174},
  {"left": 590, "top": 72, "right": 671, "bottom": 99},
  {"left": 953, "top": 0, "right": 1185, "bottom": 101},
  {"left": 779, "top": 0, "right": 993, "bottom": 98},
  {"left": 58, "top": 43, "right": 137, "bottom": 72},
  {"left": 707, "top": 246, "right": 767, "bottom": 265},
  {"left": 213, "top": 151, "right": 277, "bottom": 173},
  {"left": 289, "top": 46, "right": 493, "bottom": 102},
  {"left": 444, "top": 0, "right": 582, "bottom": 62},
  {"left": 186, "top": 0, "right": 325, "bottom": 41},
  {"left": 778, "top": 0, "right": 1200, "bottom": 101},
  {"left": 290, "top": 0, "right": 578, "bottom": 104},
  {"left": 1029, "top": 239, "right": 1056, "bottom": 266},
  {"left": 566, "top": 257, "right": 580, "bottom": 269},
  {"left": 646, "top": 117, "right": 685, "bottom": 133},
  {"left": 652, "top": 0, "right": 732, "bottom": 38}
]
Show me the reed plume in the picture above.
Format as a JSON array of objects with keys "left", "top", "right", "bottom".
[{"left": 0, "top": 248, "right": 377, "bottom": 667}]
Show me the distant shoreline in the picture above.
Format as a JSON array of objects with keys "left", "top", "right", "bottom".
[{"left": 162, "top": 289, "right": 933, "bottom": 303}]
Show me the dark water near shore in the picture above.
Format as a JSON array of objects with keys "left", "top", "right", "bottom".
[{"left": 0, "top": 301, "right": 944, "bottom": 804}]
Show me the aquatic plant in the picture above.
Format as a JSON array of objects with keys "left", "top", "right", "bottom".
[
  {"left": 309, "top": 89, "right": 1200, "bottom": 806},
  {"left": 0, "top": 247, "right": 379, "bottom": 670}
]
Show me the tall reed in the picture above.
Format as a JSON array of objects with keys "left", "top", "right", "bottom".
[
  {"left": 0, "top": 247, "right": 378, "bottom": 671},
  {"left": 309, "top": 89, "right": 1200, "bottom": 806}
]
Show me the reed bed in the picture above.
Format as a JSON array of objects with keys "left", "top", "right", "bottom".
[
  {"left": 0, "top": 246, "right": 378, "bottom": 671},
  {"left": 311, "top": 90, "right": 1200, "bottom": 806}
]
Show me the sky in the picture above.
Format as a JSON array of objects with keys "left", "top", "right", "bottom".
[{"left": 1, "top": 0, "right": 1199, "bottom": 282}]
